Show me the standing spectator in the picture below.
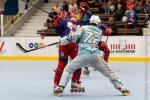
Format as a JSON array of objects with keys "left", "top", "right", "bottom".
[
  {"left": 126, "top": 0, "right": 136, "bottom": 11},
  {"left": 25, "top": 0, "right": 31, "bottom": 12}
]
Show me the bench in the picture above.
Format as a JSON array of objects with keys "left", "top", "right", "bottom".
[
  {"left": 37, "top": 29, "right": 57, "bottom": 36},
  {"left": 118, "top": 28, "right": 141, "bottom": 35}
]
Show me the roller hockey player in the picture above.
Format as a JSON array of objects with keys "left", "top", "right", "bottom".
[
  {"left": 53, "top": 10, "right": 85, "bottom": 96},
  {"left": 82, "top": 40, "right": 110, "bottom": 76},
  {"left": 54, "top": 15, "right": 131, "bottom": 96}
]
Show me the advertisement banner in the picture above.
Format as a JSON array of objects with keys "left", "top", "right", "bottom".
[
  {"left": 106, "top": 36, "right": 145, "bottom": 57},
  {"left": 0, "top": 36, "right": 148, "bottom": 57}
]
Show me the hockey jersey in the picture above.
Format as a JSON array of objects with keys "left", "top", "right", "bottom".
[
  {"left": 55, "top": 18, "right": 87, "bottom": 37},
  {"left": 61, "top": 25, "right": 103, "bottom": 55}
]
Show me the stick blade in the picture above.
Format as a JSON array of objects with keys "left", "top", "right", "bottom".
[{"left": 16, "top": 43, "right": 27, "bottom": 53}]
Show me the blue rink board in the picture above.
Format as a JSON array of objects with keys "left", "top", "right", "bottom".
[{"left": 0, "top": 61, "right": 149, "bottom": 100}]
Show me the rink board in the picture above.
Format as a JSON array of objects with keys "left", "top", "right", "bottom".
[{"left": 0, "top": 36, "right": 150, "bottom": 62}]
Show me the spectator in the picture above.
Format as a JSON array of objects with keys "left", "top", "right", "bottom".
[
  {"left": 25, "top": 0, "right": 30, "bottom": 10},
  {"left": 126, "top": 0, "right": 136, "bottom": 11},
  {"left": 108, "top": 0, "right": 115, "bottom": 13},
  {"left": 114, "top": 4, "right": 124, "bottom": 21},
  {"left": 103, "top": 2, "right": 113, "bottom": 14},
  {"left": 70, "top": 7, "right": 77, "bottom": 18},
  {"left": 135, "top": 1, "right": 143, "bottom": 13},
  {"left": 52, "top": 2, "right": 61, "bottom": 14},
  {"left": 59, "top": 8, "right": 68, "bottom": 20},
  {"left": 107, "top": 17, "right": 118, "bottom": 35},
  {"left": 62, "top": 1, "right": 69, "bottom": 12},
  {"left": 46, "top": 8, "right": 58, "bottom": 29},
  {"left": 99, "top": 2, "right": 105, "bottom": 14},
  {"left": 68, "top": 1, "right": 78, "bottom": 16},
  {"left": 116, "top": 0, "right": 126, "bottom": 14},
  {"left": 126, "top": 5, "right": 138, "bottom": 29},
  {"left": 144, "top": 0, "right": 150, "bottom": 14}
]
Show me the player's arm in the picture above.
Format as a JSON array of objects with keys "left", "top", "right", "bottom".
[
  {"left": 55, "top": 19, "right": 67, "bottom": 36},
  {"left": 60, "top": 27, "right": 84, "bottom": 45},
  {"left": 98, "top": 41, "right": 110, "bottom": 62}
]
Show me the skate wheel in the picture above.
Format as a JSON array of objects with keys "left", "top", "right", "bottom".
[
  {"left": 123, "top": 92, "right": 131, "bottom": 96},
  {"left": 70, "top": 89, "right": 74, "bottom": 93},
  {"left": 81, "top": 88, "right": 85, "bottom": 92},
  {"left": 53, "top": 92, "right": 62, "bottom": 96},
  {"left": 78, "top": 89, "right": 82, "bottom": 92},
  {"left": 70, "top": 88, "right": 78, "bottom": 93}
]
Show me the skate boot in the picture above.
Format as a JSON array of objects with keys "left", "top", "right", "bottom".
[
  {"left": 70, "top": 81, "right": 85, "bottom": 93},
  {"left": 82, "top": 67, "right": 90, "bottom": 76},
  {"left": 53, "top": 85, "right": 64, "bottom": 96},
  {"left": 118, "top": 87, "right": 131, "bottom": 96}
]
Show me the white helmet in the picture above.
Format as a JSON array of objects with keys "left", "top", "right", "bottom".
[{"left": 89, "top": 15, "right": 101, "bottom": 26}]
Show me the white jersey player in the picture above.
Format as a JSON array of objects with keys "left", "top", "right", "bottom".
[{"left": 54, "top": 15, "right": 131, "bottom": 96}]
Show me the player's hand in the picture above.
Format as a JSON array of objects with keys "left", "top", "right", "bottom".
[{"left": 105, "top": 28, "right": 112, "bottom": 36}]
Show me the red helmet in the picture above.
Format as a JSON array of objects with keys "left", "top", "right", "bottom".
[{"left": 79, "top": 2, "right": 90, "bottom": 12}]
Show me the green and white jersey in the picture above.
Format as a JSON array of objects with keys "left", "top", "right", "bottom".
[{"left": 61, "top": 25, "right": 103, "bottom": 55}]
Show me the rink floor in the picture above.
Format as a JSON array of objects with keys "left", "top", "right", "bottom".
[{"left": 0, "top": 61, "right": 149, "bottom": 100}]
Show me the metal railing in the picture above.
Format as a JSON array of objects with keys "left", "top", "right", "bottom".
[{"left": 3, "top": 0, "right": 38, "bottom": 36}]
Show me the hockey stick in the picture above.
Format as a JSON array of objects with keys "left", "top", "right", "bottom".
[
  {"left": 106, "top": 35, "right": 109, "bottom": 43},
  {"left": 16, "top": 42, "right": 60, "bottom": 53}
]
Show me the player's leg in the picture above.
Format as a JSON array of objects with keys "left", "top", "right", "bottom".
[
  {"left": 54, "top": 54, "right": 91, "bottom": 96},
  {"left": 53, "top": 45, "right": 68, "bottom": 95},
  {"left": 92, "top": 54, "right": 131, "bottom": 96},
  {"left": 68, "top": 42, "right": 84, "bottom": 93}
]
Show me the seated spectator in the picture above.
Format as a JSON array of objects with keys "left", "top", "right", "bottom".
[
  {"left": 135, "top": 1, "right": 143, "bottom": 13},
  {"left": 52, "top": 2, "right": 61, "bottom": 14},
  {"left": 59, "top": 8, "right": 68, "bottom": 20},
  {"left": 99, "top": 2, "right": 105, "bottom": 14},
  {"left": 114, "top": 4, "right": 124, "bottom": 21},
  {"left": 68, "top": 0, "right": 78, "bottom": 16},
  {"left": 144, "top": 1, "right": 150, "bottom": 14},
  {"left": 103, "top": 2, "right": 113, "bottom": 14},
  {"left": 116, "top": 0, "right": 126, "bottom": 14},
  {"left": 108, "top": 0, "right": 115, "bottom": 13},
  {"left": 62, "top": 1, "right": 69, "bottom": 12},
  {"left": 107, "top": 17, "right": 118, "bottom": 36},
  {"left": 126, "top": 0, "right": 136, "bottom": 11},
  {"left": 126, "top": 6, "right": 138, "bottom": 29},
  {"left": 46, "top": 8, "right": 58, "bottom": 29},
  {"left": 70, "top": 7, "right": 77, "bottom": 18}
]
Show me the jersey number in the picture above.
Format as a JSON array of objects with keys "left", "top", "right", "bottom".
[{"left": 82, "top": 31, "right": 99, "bottom": 44}]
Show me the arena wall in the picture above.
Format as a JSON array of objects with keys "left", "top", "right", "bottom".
[{"left": 0, "top": 36, "right": 149, "bottom": 62}]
